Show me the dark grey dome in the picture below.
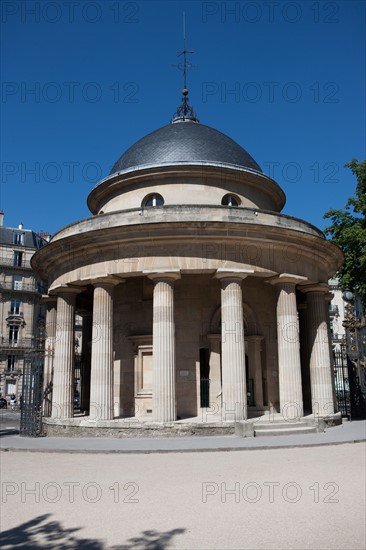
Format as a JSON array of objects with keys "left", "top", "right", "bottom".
[{"left": 110, "top": 121, "right": 262, "bottom": 175}]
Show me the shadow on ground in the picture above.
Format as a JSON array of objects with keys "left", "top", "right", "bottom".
[
  {"left": 0, "top": 513, "right": 186, "bottom": 549},
  {"left": 0, "top": 429, "right": 20, "bottom": 437},
  {"left": 120, "top": 528, "right": 186, "bottom": 549}
]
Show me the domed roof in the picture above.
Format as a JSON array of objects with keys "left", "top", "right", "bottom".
[{"left": 110, "top": 120, "right": 262, "bottom": 175}]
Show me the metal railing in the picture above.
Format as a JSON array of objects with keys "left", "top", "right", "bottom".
[
  {"left": 0, "top": 257, "right": 31, "bottom": 269},
  {"left": 0, "top": 282, "right": 47, "bottom": 293},
  {"left": 4, "top": 368, "right": 22, "bottom": 375},
  {"left": 0, "top": 337, "right": 36, "bottom": 349},
  {"left": 7, "top": 311, "right": 24, "bottom": 318}
]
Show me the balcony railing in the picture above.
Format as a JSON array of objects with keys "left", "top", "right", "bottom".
[
  {"left": 0, "top": 282, "right": 47, "bottom": 294},
  {"left": 4, "top": 368, "right": 22, "bottom": 375},
  {"left": 7, "top": 311, "right": 24, "bottom": 318},
  {"left": 0, "top": 338, "right": 37, "bottom": 349},
  {"left": 0, "top": 257, "right": 31, "bottom": 269}
]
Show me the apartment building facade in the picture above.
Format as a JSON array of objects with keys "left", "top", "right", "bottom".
[{"left": 0, "top": 211, "right": 48, "bottom": 401}]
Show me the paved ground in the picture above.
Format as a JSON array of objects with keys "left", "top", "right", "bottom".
[
  {"left": 1, "top": 412, "right": 366, "bottom": 549},
  {"left": 1, "top": 442, "right": 365, "bottom": 549}
]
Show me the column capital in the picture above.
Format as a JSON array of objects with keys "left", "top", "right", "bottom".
[
  {"left": 144, "top": 270, "right": 181, "bottom": 283},
  {"left": 214, "top": 268, "right": 254, "bottom": 282},
  {"left": 41, "top": 295, "right": 58, "bottom": 304},
  {"left": 49, "top": 284, "right": 86, "bottom": 296},
  {"left": 268, "top": 273, "right": 308, "bottom": 286},
  {"left": 91, "top": 275, "right": 123, "bottom": 287},
  {"left": 300, "top": 283, "right": 330, "bottom": 294}
]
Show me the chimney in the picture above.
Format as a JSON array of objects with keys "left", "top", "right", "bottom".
[
  {"left": 0, "top": 210, "right": 4, "bottom": 227},
  {"left": 18, "top": 222, "right": 24, "bottom": 230},
  {"left": 38, "top": 231, "right": 51, "bottom": 243}
]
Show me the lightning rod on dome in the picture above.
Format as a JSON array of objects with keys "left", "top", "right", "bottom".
[{"left": 172, "top": 12, "right": 199, "bottom": 124}]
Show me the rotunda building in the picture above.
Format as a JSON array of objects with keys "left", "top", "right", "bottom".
[{"left": 33, "top": 109, "right": 343, "bottom": 435}]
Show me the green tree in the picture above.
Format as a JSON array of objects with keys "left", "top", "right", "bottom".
[{"left": 324, "top": 159, "right": 366, "bottom": 307}]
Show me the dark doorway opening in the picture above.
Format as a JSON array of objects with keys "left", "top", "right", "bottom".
[
  {"left": 200, "top": 348, "right": 210, "bottom": 407},
  {"left": 245, "top": 354, "right": 255, "bottom": 406}
]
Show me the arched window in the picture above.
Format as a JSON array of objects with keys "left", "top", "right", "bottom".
[
  {"left": 221, "top": 194, "right": 240, "bottom": 207},
  {"left": 142, "top": 193, "right": 164, "bottom": 207}
]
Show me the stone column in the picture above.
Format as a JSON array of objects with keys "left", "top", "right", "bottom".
[
  {"left": 42, "top": 296, "right": 57, "bottom": 417},
  {"left": 325, "top": 292, "right": 337, "bottom": 412},
  {"left": 89, "top": 278, "right": 119, "bottom": 421},
  {"left": 270, "top": 275, "right": 306, "bottom": 420},
  {"left": 148, "top": 272, "right": 180, "bottom": 422},
  {"left": 247, "top": 336, "right": 264, "bottom": 410},
  {"left": 51, "top": 287, "right": 81, "bottom": 419},
  {"left": 216, "top": 270, "right": 251, "bottom": 421},
  {"left": 302, "top": 284, "right": 335, "bottom": 417}
]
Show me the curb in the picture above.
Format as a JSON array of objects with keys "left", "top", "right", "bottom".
[{"left": 1, "top": 438, "right": 365, "bottom": 455}]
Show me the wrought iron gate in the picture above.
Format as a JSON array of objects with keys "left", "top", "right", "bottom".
[
  {"left": 20, "top": 351, "right": 45, "bottom": 437},
  {"left": 334, "top": 346, "right": 366, "bottom": 420},
  {"left": 333, "top": 347, "right": 351, "bottom": 418}
]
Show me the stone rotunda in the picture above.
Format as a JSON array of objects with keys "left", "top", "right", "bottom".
[{"left": 33, "top": 102, "right": 344, "bottom": 436}]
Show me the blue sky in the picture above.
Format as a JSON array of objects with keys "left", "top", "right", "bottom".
[{"left": 1, "top": 0, "right": 365, "bottom": 236}]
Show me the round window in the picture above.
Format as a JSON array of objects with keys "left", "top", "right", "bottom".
[
  {"left": 142, "top": 194, "right": 164, "bottom": 207},
  {"left": 221, "top": 194, "right": 240, "bottom": 207}
]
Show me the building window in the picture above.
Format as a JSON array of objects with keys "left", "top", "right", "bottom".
[
  {"left": 14, "top": 233, "right": 24, "bottom": 245},
  {"left": 9, "top": 325, "right": 19, "bottom": 343},
  {"left": 7, "top": 355, "right": 16, "bottom": 372},
  {"left": 221, "top": 194, "right": 240, "bottom": 207},
  {"left": 142, "top": 193, "right": 164, "bottom": 207},
  {"left": 13, "top": 275, "right": 22, "bottom": 290},
  {"left": 13, "top": 251, "right": 23, "bottom": 267},
  {"left": 10, "top": 299, "right": 21, "bottom": 315},
  {"left": 6, "top": 381, "right": 16, "bottom": 395}
]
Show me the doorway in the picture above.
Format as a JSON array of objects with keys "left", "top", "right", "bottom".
[{"left": 200, "top": 348, "right": 210, "bottom": 407}]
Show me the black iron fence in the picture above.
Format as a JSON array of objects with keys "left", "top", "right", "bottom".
[
  {"left": 333, "top": 346, "right": 366, "bottom": 420},
  {"left": 20, "top": 351, "right": 45, "bottom": 437},
  {"left": 333, "top": 348, "right": 351, "bottom": 418}
]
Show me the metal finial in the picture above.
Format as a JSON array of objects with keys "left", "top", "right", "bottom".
[{"left": 172, "top": 12, "right": 199, "bottom": 123}]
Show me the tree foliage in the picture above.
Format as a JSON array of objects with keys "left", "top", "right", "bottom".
[{"left": 324, "top": 159, "right": 366, "bottom": 307}]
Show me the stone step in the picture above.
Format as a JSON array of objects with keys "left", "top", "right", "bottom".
[
  {"left": 254, "top": 421, "right": 309, "bottom": 431},
  {"left": 254, "top": 426, "right": 317, "bottom": 437}
]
